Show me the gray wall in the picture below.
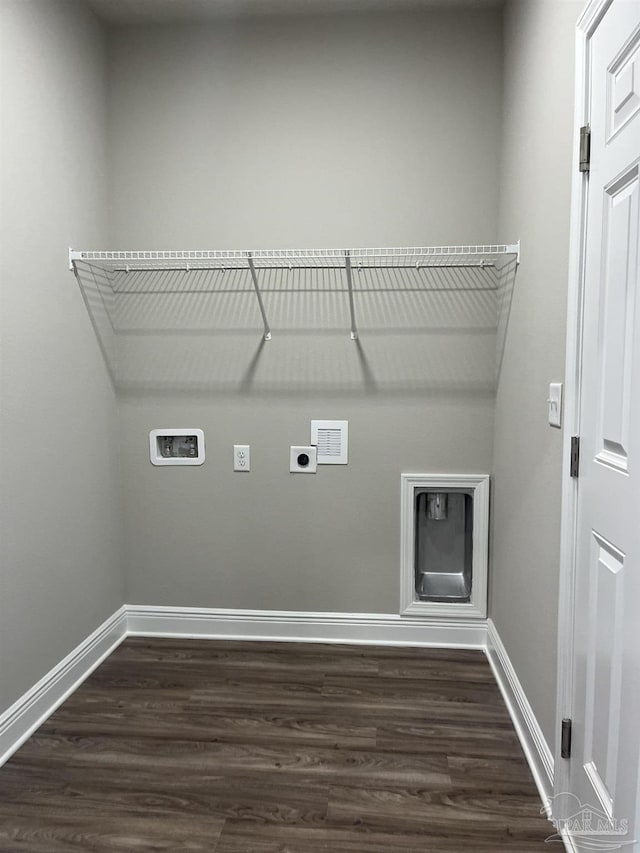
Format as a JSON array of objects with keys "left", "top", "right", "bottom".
[
  {"left": 0, "top": 0, "right": 583, "bottom": 738},
  {"left": 490, "top": 0, "right": 581, "bottom": 748},
  {"left": 108, "top": 11, "right": 503, "bottom": 248},
  {"left": 109, "top": 10, "right": 504, "bottom": 611},
  {"left": 0, "top": 0, "right": 123, "bottom": 713}
]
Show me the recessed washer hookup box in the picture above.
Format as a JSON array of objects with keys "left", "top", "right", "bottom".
[{"left": 149, "top": 429, "right": 205, "bottom": 466}]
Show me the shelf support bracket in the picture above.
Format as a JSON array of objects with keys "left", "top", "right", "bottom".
[
  {"left": 247, "top": 253, "right": 272, "bottom": 341},
  {"left": 69, "top": 248, "right": 82, "bottom": 271},
  {"left": 505, "top": 241, "right": 521, "bottom": 265},
  {"left": 344, "top": 251, "right": 358, "bottom": 341}
]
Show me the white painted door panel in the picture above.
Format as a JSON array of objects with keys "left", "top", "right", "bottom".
[{"left": 571, "top": 0, "right": 640, "bottom": 848}]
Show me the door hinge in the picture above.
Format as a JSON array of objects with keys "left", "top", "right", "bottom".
[
  {"left": 570, "top": 436, "right": 580, "bottom": 478},
  {"left": 561, "top": 718, "right": 572, "bottom": 759},
  {"left": 579, "top": 125, "right": 591, "bottom": 172}
]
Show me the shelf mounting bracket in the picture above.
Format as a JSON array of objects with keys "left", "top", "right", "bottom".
[
  {"left": 68, "top": 248, "right": 82, "bottom": 271},
  {"left": 344, "top": 251, "right": 358, "bottom": 341},
  {"left": 247, "top": 253, "right": 272, "bottom": 342}
]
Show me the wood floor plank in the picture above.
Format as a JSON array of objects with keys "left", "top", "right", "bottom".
[
  {"left": 186, "top": 688, "right": 512, "bottom": 724},
  {"left": 0, "top": 639, "right": 553, "bottom": 852},
  {"left": 110, "top": 638, "right": 380, "bottom": 676},
  {"left": 0, "top": 765, "right": 329, "bottom": 826},
  {"left": 323, "top": 672, "right": 508, "bottom": 705},
  {"left": 215, "top": 820, "right": 551, "bottom": 852},
  {"left": 377, "top": 654, "right": 497, "bottom": 684},
  {"left": 39, "top": 708, "right": 378, "bottom": 749},
  {"left": 0, "top": 814, "right": 224, "bottom": 852},
  {"left": 446, "top": 754, "right": 547, "bottom": 792},
  {"left": 375, "top": 719, "right": 522, "bottom": 758},
  {"left": 9, "top": 735, "right": 452, "bottom": 790},
  {"left": 85, "top": 662, "right": 326, "bottom": 691},
  {"left": 326, "top": 783, "right": 549, "bottom": 840}
]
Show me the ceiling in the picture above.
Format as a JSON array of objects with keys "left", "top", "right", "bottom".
[{"left": 87, "top": 0, "right": 501, "bottom": 25}]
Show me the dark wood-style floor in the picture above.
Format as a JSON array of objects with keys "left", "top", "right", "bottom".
[{"left": 0, "top": 639, "right": 553, "bottom": 852}]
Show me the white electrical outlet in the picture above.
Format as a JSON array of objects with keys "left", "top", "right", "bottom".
[{"left": 233, "top": 445, "right": 250, "bottom": 471}]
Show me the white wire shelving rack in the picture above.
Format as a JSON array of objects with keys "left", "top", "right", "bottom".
[{"left": 69, "top": 243, "right": 520, "bottom": 342}]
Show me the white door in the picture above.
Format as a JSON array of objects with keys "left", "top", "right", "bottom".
[{"left": 569, "top": 0, "right": 640, "bottom": 847}]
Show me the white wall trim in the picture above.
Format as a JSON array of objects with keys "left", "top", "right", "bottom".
[
  {"left": 126, "top": 605, "right": 488, "bottom": 648},
  {"left": 485, "top": 618, "right": 555, "bottom": 805},
  {"left": 560, "top": 828, "right": 580, "bottom": 853},
  {"left": 0, "top": 606, "right": 128, "bottom": 768}
]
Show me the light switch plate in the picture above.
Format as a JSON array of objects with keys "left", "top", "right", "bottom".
[{"left": 548, "top": 383, "right": 563, "bottom": 428}]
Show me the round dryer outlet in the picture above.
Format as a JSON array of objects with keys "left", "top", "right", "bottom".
[{"left": 290, "top": 445, "right": 317, "bottom": 473}]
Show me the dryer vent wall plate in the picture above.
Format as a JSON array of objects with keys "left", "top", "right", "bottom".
[
  {"left": 290, "top": 445, "right": 317, "bottom": 473},
  {"left": 150, "top": 428, "right": 205, "bottom": 466},
  {"left": 311, "top": 420, "right": 348, "bottom": 464}
]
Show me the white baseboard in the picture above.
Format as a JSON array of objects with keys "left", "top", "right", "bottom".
[
  {"left": 486, "top": 620, "right": 572, "bottom": 848},
  {"left": 485, "top": 618, "right": 555, "bottom": 804},
  {"left": 560, "top": 828, "right": 579, "bottom": 852},
  {"left": 0, "top": 606, "right": 128, "bottom": 768},
  {"left": 126, "top": 605, "right": 489, "bottom": 648},
  {"left": 486, "top": 621, "right": 579, "bottom": 852}
]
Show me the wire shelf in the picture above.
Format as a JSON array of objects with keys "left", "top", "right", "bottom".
[
  {"left": 70, "top": 244, "right": 519, "bottom": 272},
  {"left": 70, "top": 244, "right": 519, "bottom": 386}
]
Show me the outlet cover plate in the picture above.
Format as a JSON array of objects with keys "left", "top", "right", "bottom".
[{"left": 233, "top": 445, "right": 250, "bottom": 472}]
